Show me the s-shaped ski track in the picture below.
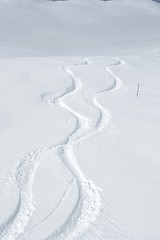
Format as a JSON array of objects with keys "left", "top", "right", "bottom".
[{"left": 44, "top": 57, "right": 125, "bottom": 240}]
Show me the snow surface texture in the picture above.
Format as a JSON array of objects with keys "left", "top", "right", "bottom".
[
  {"left": 0, "top": 0, "right": 160, "bottom": 57},
  {"left": 0, "top": 0, "right": 160, "bottom": 240}
]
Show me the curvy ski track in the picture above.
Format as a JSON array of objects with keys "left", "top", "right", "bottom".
[{"left": 0, "top": 57, "right": 128, "bottom": 240}]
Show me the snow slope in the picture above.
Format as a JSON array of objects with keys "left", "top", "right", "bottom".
[
  {"left": 0, "top": 0, "right": 160, "bottom": 240},
  {"left": 0, "top": 0, "right": 160, "bottom": 57}
]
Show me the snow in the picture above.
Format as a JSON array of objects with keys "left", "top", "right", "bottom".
[
  {"left": 0, "top": 0, "right": 160, "bottom": 240},
  {"left": 0, "top": 0, "right": 160, "bottom": 57}
]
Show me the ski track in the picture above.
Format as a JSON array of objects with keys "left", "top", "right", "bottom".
[
  {"left": 43, "top": 57, "right": 125, "bottom": 240},
  {"left": 0, "top": 149, "right": 48, "bottom": 240},
  {"left": 0, "top": 57, "right": 125, "bottom": 240}
]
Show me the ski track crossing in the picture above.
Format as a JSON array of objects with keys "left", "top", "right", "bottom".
[{"left": 0, "top": 57, "right": 127, "bottom": 240}]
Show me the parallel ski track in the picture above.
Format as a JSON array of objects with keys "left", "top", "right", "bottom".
[
  {"left": 43, "top": 57, "right": 124, "bottom": 240},
  {"left": 0, "top": 57, "right": 125, "bottom": 240}
]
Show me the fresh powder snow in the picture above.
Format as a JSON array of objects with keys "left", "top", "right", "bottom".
[{"left": 0, "top": 1, "right": 160, "bottom": 240}]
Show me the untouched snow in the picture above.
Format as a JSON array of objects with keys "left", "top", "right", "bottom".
[
  {"left": 0, "top": 0, "right": 160, "bottom": 57},
  {"left": 0, "top": 0, "right": 160, "bottom": 240}
]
